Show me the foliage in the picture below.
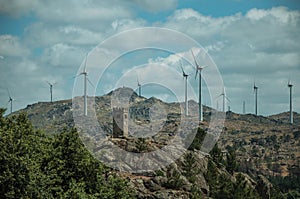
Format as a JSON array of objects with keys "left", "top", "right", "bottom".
[
  {"left": 190, "top": 185, "right": 203, "bottom": 199},
  {"left": 233, "top": 174, "right": 261, "bottom": 199},
  {"left": 225, "top": 146, "right": 239, "bottom": 174},
  {"left": 205, "top": 159, "right": 218, "bottom": 195},
  {"left": 135, "top": 137, "right": 148, "bottom": 152},
  {"left": 164, "top": 168, "right": 185, "bottom": 189},
  {"left": 187, "top": 128, "right": 206, "bottom": 150},
  {"left": 182, "top": 152, "right": 199, "bottom": 183},
  {"left": 269, "top": 175, "right": 300, "bottom": 195},
  {"left": 205, "top": 159, "right": 261, "bottom": 198},
  {"left": 155, "top": 170, "right": 165, "bottom": 177},
  {"left": 209, "top": 143, "right": 223, "bottom": 166},
  {"left": 0, "top": 109, "right": 135, "bottom": 198}
]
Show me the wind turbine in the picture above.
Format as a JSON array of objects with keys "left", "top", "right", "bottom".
[
  {"left": 288, "top": 80, "right": 293, "bottom": 124},
  {"left": 253, "top": 82, "right": 258, "bottom": 115},
  {"left": 180, "top": 60, "right": 190, "bottom": 116},
  {"left": 76, "top": 54, "right": 93, "bottom": 116},
  {"left": 7, "top": 89, "right": 14, "bottom": 114},
  {"left": 46, "top": 81, "right": 57, "bottom": 103},
  {"left": 216, "top": 87, "right": 230, "bottom": 112},
  {"left": 191, "top": 49, "right": 207, "bottom": 122},
  {"left": 137, "top": 77, "right": 142, "bottom": 97}
]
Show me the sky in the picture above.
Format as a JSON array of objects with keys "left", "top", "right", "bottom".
[{"left": 0, "top": 0, "right": 299, "bottom": 116}]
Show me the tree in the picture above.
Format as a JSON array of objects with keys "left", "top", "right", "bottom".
[
  {"left": 0, "top": 110, "right": 52, "bottom": 198},
  {"left": 205, "top": 159, "right": 218, "bottom": 196},
  {"left": 210, "top": 143, "right": 223, "bottom": 166},
  {"left": 225, "top": 147, "right": 239, "bottom": 174},
  {"left": 182, "top": 152, "right": 199, "bottom": 183},
  {"left": 233, "top": 174, "right": 261, "bottom": 199},
  {"left": 0, "top": 109, "right": 136, "bottom": 198},
  {"left": 187, "top": 128, "right": 206, "bottom": 150}
]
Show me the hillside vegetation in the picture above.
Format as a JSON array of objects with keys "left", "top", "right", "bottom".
[{"left": 6, "top": 87, "right": 300, "bottom": 198}]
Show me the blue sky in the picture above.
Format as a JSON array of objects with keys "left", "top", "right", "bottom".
[{"left": 0, "top": 0, "right": 299, "bottom": 116}]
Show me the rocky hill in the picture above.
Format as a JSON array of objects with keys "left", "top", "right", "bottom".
[{"left": 11, "top": 87, "right": 300, "bottom": 198}]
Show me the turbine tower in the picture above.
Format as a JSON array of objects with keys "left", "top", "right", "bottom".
[
  {"left": 76, "top": 54, "right": 93, "bottom": 116},
  {"left": 288, "top": 80, "right": 293, "bottom": 124},
  {"left": 217, "top": 87, "right": 230, "bottom": 112},
  {"left": 254, "top": 82, "right": 258, "bottom": 115},
  {"left": 46, "top": 81, "right": 57, "bottom": 103},
  {"left": 191, "top": 49, "right": 206, "bottom": 122},
  {"left": 180, "top": 61, "right": 190, "bottom": 116},
  {"left": 137, "top": 78, "right": 142, "bottom": 97},
  {"left": 243, "top": 101, "right": 246, "bottom": 114},
  {"left": 7, "top": 89, "right": 14, "bottom": 114}
]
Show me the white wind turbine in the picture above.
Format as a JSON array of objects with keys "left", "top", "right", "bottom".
[
  {"left": 46, "top": 81, "right": 57, "bottom": 103},
  {"left": 191, "top": 49, "right": 207, "bottom": 122},
  {"left": 216, "top": 87, "right": 230, "bottom": 112},
  {"left": 76, "top": 54, "right": 94, "bottom": 116},
  {"left": 137, "top": 77, "right": 142, "bottom": 97},
  {"left": 288, "top": 80, "right": 293, "bottom": 124},
  {"left": 180, "top": 60, "right": 190, "bottom": 116},
  {"left": 253, "top": 82, "right": 258, "bottom": 115},
  {"left": 7, "top": 88, "right": 15, "bottom": 114}
]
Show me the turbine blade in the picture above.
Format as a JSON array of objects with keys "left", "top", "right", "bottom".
[
  {"left": 83, "top": 53, "right": 88, "bottom": 72},
  {"left": 191, "top": 49, "right": 198, "bottom": 67},
  {"left": 226, "top": 96, "right": 231, "bottom": 102},
  {"left": 180, "top": 65, "right": 184, "bottom": 74},
  {"left": 6, "top": 88, "right": 11, "bottom": 98},
  {"left": 73, "top": 73, "right": 83, "bottom": 79},
  {"left": 215, "top": 94, "right": 223, "bottom": 99},
  {"left": 87, "top": 78, "right": 95, "bottom": 88},
  {"left": 195, "top": 69, "right": 198, "bottom": 79}
]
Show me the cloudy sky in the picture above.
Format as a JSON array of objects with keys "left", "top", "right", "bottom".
[{"left": 0, "top": 0, "right": 299, "bottom": 116}]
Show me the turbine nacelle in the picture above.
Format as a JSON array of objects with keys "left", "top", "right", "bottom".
[
  {"left": 288, "top": 80, "right": 293, "bottom": 87},
  {"left": 179, "top": 60, "right": 190, "bottom": 79},
  {"left": 46, "top": 81, "right": 57, "bottom": 87}
]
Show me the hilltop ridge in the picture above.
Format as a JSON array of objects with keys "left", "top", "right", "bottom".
[{"left": 7, "top": 87, "right": 300, "bottom": 198}]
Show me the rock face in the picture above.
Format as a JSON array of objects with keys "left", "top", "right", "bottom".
[
  {"left": 11, "top": 87, "right": 298, "bottom": 198},
  {"left": 126, "top": 150, "right": 209, "bottom": 199}
]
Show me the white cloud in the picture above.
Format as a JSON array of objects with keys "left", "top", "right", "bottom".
[
  {"left": 131, "top": 0, "right": 177, "bottom": 12},
  {"left": 0, "top": 35, "right": 30, "bottom": 57},
  {"left": 0, "top": 2, "right": 299, "bottom": 115},
  {"left": 111, "top": 19, "right": 146, "bottom": 32},
  {"left": 164, "top": 8, "right": 241, "bottom": 42},
  {"left": 161, "top": 7, "right": 300, "bottom": 115},
  {"left": 24, "top": 23, "right": 104, "bottom": 47},
  {"left": 34, "top": 1, "right": 132, "bottom": 24},
  {"left": 246, "top": 6, "right": 300, "bottom": 25},
  {"left": 41, "top": 43, "right": 85, "bottom": 67},
  {"left": 0, "top": 0, "right": 38, "bottom": 17}
]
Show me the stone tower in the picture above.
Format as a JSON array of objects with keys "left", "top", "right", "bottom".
[{"left": 112, "top": 107, "right": 128, "bottom": 138}]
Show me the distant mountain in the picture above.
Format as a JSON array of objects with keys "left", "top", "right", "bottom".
[{"left": 12, "top": 87, "right": 299, "bottom": 178}]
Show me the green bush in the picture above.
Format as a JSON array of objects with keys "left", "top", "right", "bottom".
[{"left": 0, "top": 109, "right": 136, "bottom": 198}]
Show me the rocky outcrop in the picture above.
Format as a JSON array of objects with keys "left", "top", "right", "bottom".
[{"left": 126, "top": 150, "right": 209, "bottom": 199}]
